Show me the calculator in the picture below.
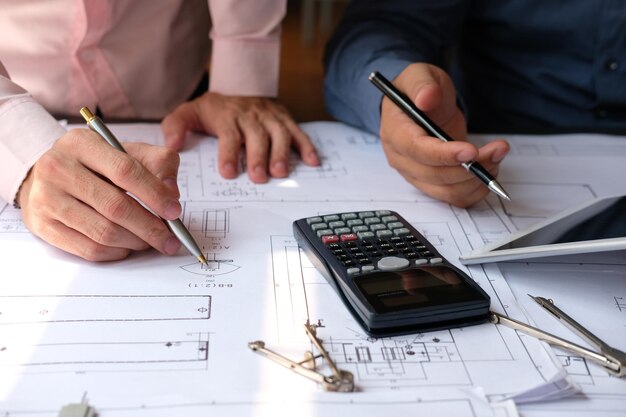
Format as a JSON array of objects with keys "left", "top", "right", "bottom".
[{"left": 293, "top": 210, "right": 491, "bottom": 336}]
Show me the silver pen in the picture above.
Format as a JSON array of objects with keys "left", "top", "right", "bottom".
[{"left": 80, "top": 107, "right": 207, "bottom": 265}]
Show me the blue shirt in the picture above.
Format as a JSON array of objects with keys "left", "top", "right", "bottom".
[{"left": 324, "top": 0, "right": 626, "bottom": 135}]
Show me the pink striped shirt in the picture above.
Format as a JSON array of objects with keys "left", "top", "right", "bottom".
[{"left": 0, "top": 0, "right": 285, "bottom": 204}]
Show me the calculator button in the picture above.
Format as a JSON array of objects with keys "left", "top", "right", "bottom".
[
  {"left": 358, "top": 211, "right": 375, "bottom": 219},
  {"left": 415, "top": 259, "right": 428, "bottom": 265},
  {"left": 323, "top": 215, "right": 340, "bottom": 222},
  {"left": 361, "top": 265, "right": 375, "bottom": 273},
  {"left": 347, "top": 267, "right": 360, "bottom": 275},
  {"left": 390, "top": 237, "right": 403, "bottom": 243},
  {"left": 334, "top": 227, "right": 351, "bottom": 235},
  {"left": 340, "top": 233, "right": 358, "bottom": 242},
  {"left": 375, "top": 210, "right": 391, "bottom": 216},
  {"left": 369, "top": 223, "right": 386, "bottom": 231},
  {"left": 328, "top": 221, "right": 346, "bottom": 229},
  {"left": 306, "top": 216, "right": 323, "bottom": 224},
  {"left": 405, "top": 252, "right": 419, "bottom": 259},
  {"left": 341, "top": 213, "right": 358, "bottom": 220},
  {"left": 429, "top": 257, "right": 443, "bottom": 264},
  {"left": 352, "top": 225, "right": 369, "bottom": 233},
  {"left": 311, "top": 222, "right": 328, "bottom": 231},
  {"left": 377, "top": 256, "right": 410, "bottom": 271},
  {"left": 322, "top": 235, "right": 340, "bottom": 244},
  {"left": 381, "top": 215, "right": 398, "bottom": 223},
  {"left": 387, "top": 222, "right": 404, "bottom": 230},
  {"left": 347, "top": 219, "right": 364, "bottom": 227},
  {"left": 364, "top": 217, "right": 381, "bottom": 225},
  {"left": 317, "top": 229, "right": 333, "bottom": 237},
  {"left": 376, "top": 230, "right": 393, "bottom": 238},
  {"left": 327, "top": 243, "right": 340, "bottom": 250},
  {"left": 393, "top": 228, "right": 411, "bottom": 236},
  {"left": 357, "top": 257, "right": 371, "bottom": 265},
  {"left": 357, "top": 231, "right": 375, "bottom": 239},
  {"left": 343, "top": 260, "right": 356, "bottom": 267}
]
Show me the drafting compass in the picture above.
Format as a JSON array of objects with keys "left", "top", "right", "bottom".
[
  {"left": 490, "top": 295, "right": 626, "bottom": 377},
  {"left": 248, "top": 322, "right": 355, "bottom": 392}
]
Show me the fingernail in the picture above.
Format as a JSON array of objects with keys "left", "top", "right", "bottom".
[
  {"left": 273, "top": 161, "right": 287, "bottom": 176},
  {"left": 254, "top": 165, "right": 267, "bottom": 182},
  {"left": 308, "top": 152, "right": 320, "bottom": 165},
  {"left": 164, "top": 236, "right": 181, "bottom": 255},
  {"left": 163, "top": 177, "right": 179, "bottom": 194},
  {"left": 222, "top": 162, "right": 237, "bottom": 178},
  {"left": 456, "top": 149, "right": 475, "bottom": 163},
  {"left": 164, "top": 200, "right": 181, "bottom": 219},
  {"left": 492, "top": 149, "right": 508, "bottom": 163}
]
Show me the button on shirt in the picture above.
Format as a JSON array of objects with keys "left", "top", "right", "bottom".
[
  {"left": 324, "top": 0, "right": 626, "bottom": 136},
  {"left": 0, "top": 0, "right": 285, "bottom": 204}
]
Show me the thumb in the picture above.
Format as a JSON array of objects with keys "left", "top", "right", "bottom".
[{"left": 161, "top": 102, "right": 199, "bottom": 151}]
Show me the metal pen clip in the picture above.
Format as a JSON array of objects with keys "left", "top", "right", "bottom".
[
  {"left": 248, "top": 322, "right": 355, "bottom": 392},
  {"left": 490, "top": 295, "right": 626, "bottom": 377}
]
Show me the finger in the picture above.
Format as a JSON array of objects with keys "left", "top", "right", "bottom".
[
  {"left": 215, "top": 122, "right": 243, "bottom": 179},
  {"left": 161, "top": 101, "right": 202, "bottom": 150},
  {"left": 409, "top": 166, "right": 497, "bottom": 207},
  {"left": 261, "top": 117, "right": 291, "bottom": 178},
  {"left": 52, "top": 193, "right": 149, "bottom": 251},
  {"left": 68, "top": 133, "right": 182, "bottom": 220},
  {"left": 125, "top": 142, "right": 181, "bottom": 198},
  {"left": 238, "top": 116, "right": 269, "bottom": 183},
  {"left": 57, "top": 163, "right": 182, "bottom": 255},
  {"left": 279, "top": 116, "right": 320, "bottom": 167},
  {"left": 38, "top": 218, "right": 132, "bottom": 262},
  {"left": 387, "top": 131, "right": 479, "bottom": 168}
]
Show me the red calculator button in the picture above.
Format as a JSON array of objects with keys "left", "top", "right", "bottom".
[
  {"left": 322, "top": 235, "right": 340, "bottom": 244},
  {"left": 340, "top": 233, "right": 358, "bottom": 242}
]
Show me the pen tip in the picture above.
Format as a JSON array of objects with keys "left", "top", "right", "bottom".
[
  {"left": 197, "top": 254, "right": 208, "bottom": 266},
  {"left": 489, "top": 180, "right": 511, "bottom": 201}
]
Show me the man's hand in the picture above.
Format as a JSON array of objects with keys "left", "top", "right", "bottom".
[
  {"left": 17, "top": 129, "right": 183, "bottom": 261},
  {"left": 161, "top": 92, "right": 320, "bottom": 183},
  {"left": 380, "top": 63, "right": 510, "bottom": 207}
]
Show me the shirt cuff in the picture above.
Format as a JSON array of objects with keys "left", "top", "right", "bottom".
[
  {"left": 209, "top": 38, "right": 280, "bottom": 97},
  {"left": 0, "top": 96, "right": 66, "bottom": 204}
]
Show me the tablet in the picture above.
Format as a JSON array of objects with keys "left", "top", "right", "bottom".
[{"left": 460, "top": 194, "right": 626, "bottom": 264}]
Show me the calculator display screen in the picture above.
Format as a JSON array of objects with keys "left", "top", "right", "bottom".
[{"left": 355, "top": 266, "right": 485, "bottom": 313}]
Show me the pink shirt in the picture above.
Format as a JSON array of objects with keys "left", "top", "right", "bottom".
[{"left": 0, "top": 0, "right": 285, "bottom": 204}]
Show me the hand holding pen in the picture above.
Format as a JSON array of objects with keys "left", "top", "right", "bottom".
[
  {"left": 369, "top": 64, "right": 511, "bottom": 207},
  {"left": 15, "top": 108, "right": 203, "bottom": 263}
]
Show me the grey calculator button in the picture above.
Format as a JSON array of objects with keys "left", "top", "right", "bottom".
[
  {"left": 364, "top": 217, "right": 381, "bottom": 225},
  {"left": 415, "top": 259, "right": 428, "bottom": 265},
  {"left": 323, "top": 215, "right": 340, "bottom": 222},
  {"left": 361, "top": 265, "right": 375, "bottom": 273},
  {"left": 306, "top": 216, "right": 323, "bottom": 224},
  {"left": 347, "top": 267, "right": 360, "bottom": 275},
  {"left": 317, "top": 229, "right": 333, "bottom": 237},
  {"left": 429, "top": 257, "right": 443, "bottom": 264},
  {"left": 328, "top": 221, "right": 346, "bottom": 228},
  {"left": 334, "top": 227, "right": 351, "bottom": 235},
  {"left": 387, "top": 222, "right": 404, "bottom": 229},
  {"left": 377, "top": 256, "right": 410, "bottom": 271},
  {"left": 358, "top": 211, "right": 375, "bottom": 219},
  {"left": 369, "top": 223, "right": 386, "bottom": 231},
  {"left": 376, "top": 230, "right": 393, "bottom": 238},
  {"left": 393, "top": 228, "right": 411, "bottom": 236},
  {"left": 311, "top": 222, "right": 328, "bottom": 231},
  {"left": 346, "top": 219, "right": 364, "bottom": 227},
  {"left": 352, "top": 225, "right": 368, "bottom": 233},
  {"left": 381, "top": 215, "right": 398, "bottom": 223},
  {"left": 375, "top": 210, "right": 392, "bottom": 216},
  {"left": 357, "top": 231, "right": 375, "bottom": 239},
  {"left": 341, "top": 213, "right": 358, "bottom": 220}
]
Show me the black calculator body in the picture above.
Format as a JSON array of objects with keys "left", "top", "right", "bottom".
[{"left": 293, "top": 210, "right": 490, "bottom": 337}]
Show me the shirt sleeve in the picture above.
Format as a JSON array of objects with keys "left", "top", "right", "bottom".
[
  {"left": 208, "top": 0, "right": 286, "bottom": 97},
  {"left": 323, "top": 0, "right": 470, "bottom": 135},
  {"left": 0, "top": 64, "right": 66, "bottom": 205}
]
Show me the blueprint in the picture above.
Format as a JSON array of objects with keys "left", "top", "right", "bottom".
[{"left": 1, "top": 122, "right": 624, "bottom": 416}]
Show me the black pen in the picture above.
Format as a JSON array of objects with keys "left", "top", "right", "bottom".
[
  {"left": 368, "top": 71, "right": 511, "bottom": 201},
  {"left": 80, "top": 106, "right": 208, "bottom": 265}
]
